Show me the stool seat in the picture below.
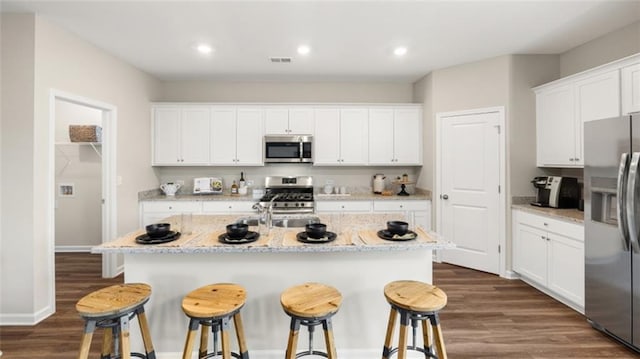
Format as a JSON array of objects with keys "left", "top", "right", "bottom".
[
  {"left": 384, "top": 280, "right": 447, "bottom": 313},
  {"left": 76, "top": 283, "right": 156, "bottom": 359},
  {"left": 182, "top": 283, "right": 246, "bottom": 318},
  {"left": 181, "top": 283, "right": 249, "bottom": 359},
  {"left": 281, "top": 282, "right": 342, "bottom": 318},
  {"left": 76, "top": 283, "right": 151, "bottom": 318}
]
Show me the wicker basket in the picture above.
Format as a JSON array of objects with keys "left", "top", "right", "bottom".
[{"left": 69, "top": 125, "right": 102, "bottom": 143}]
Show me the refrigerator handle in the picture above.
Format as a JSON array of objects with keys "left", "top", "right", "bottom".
[
  {"left": 626, "top": 152, "right": 640, "bottom": 253},
  {"left": 617, "top": 153, "right": 630, "bottom": 252}
]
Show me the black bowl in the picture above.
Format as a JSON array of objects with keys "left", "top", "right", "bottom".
[
  {"left": 146, "top": 223, "right": 171, "bottom": 238},
  {"left": 305, "top": 223, "right": 327, "bottom": 239},
  {"left": 226, "top": 223, "right": 249, "bottom": 239},
  {"left": 387, "top": 221, "right": 408, "bottom": 236}
]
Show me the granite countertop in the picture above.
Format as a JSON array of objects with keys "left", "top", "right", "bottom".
[
  {"left": 512, "top": 204, "right": 584, "bottom": 224},
  {"left": 93, "top": 213, "right": 453, "bottom": 254},
  {"left": 139, "top": 188, "right": 432, "bottom": 202}
]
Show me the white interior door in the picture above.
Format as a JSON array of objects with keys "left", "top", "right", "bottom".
[{"left": 439, "top": 109, "right": 502, "bottom": 274}]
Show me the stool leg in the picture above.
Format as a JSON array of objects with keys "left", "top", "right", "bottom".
[
  {"left": 285, "top": 318, "right": 301, "bottom": 359},
  {"left": 233, "top": 312, "right": 249, "bottom": 359},
  {"left": 136, "top": 307, "right": 157, "bottom": 359},
  {"left": 430, "top": 314, "right": 447, "bottom": 359},
  {"left": 101, "top": 326, "right": 113, "bottom": 359},
  {"left": 199, "top": 322, "right": 210, "bottom": 358},
  {"left": 382, "top": 307, "right": 398, "bottom": 359},
  {"left": 421, "top": 317, "right": 434, "bottom": 356},
  {"left": 77, "top": 320, "right": 96, "bottom": 359},
  {"left": 322, "top": 319, "right": 338, "bottom": 359},
  {"left": 119, "top": 315, "right": 132, "bottom": 359},
  {"left": 220, "top": 316, "right": 232, "bottom": 359},
  {"left": 398, "top": 310, "right": 410, "bottom": 359},
  {"left": 182, "top": 319, "right": 200, "bottom": 359}
]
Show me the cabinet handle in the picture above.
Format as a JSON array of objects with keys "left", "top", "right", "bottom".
[
  {"left": 541, "top": 235, "right": 546, "bottom": 240},
  {"left": 575, "top": 158, "right": 580, "bottom": 161},
  {"left": 543, "top": 222, "right": 548, "bottom": 226}
]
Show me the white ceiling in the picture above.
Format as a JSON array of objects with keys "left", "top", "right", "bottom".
[{"left": 2, "top": 1, "right": 640, "bottom": 82}]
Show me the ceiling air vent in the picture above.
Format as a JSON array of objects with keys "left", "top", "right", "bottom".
[{"left": 270, "top": 57, "right": 292, "bottom": 63}]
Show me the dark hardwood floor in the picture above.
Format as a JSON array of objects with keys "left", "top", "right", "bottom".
[{"left": 0, "top": 253, "right": 638, "bottom": 358}]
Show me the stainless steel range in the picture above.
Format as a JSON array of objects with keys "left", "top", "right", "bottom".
[{"left": 259, "top": 176, "right": 314, "bottom": 214}]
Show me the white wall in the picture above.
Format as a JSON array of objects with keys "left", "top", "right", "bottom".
[
  {"left": 412, "top": 73, "right": 433, "bottom": 191},
  {"left": 509, "top": 55, "right": 560, "bottom": 197},
  {"left": 159, "top": 81, "right": 414, "bottom": 103},
  {"left": 1, "top": 13, "right": 37, "bottom": 323},
  {"left": 560, "top": 20, "right": 640, "bottom": 77},
  {"left": 0, "top": 13, "right": 161, "bottom": 324},
  {"left": 54, "top": 100, "right": 102, "bottom": 248}
]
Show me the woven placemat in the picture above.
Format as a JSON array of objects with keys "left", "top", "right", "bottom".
[{"left": 194, "top": 231, "right": 274, "bottom": 247}]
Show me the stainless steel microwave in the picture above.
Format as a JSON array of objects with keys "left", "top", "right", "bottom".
[{"left": 263, "top": 135, "right": 313, "bottom": 163}]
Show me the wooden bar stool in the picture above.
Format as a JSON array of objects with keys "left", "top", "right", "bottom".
[
  {"left": 280, "top": 282, "right": 342, "bottom": 359},
  {"left": 181, "top": 283, "right": 249, "bottom": 359},
  {"left": 75, "top": 283, "right": 156, "bottom": 359},
  {"left": 382, "top": 280, "right": 448, "bottom": 359}
]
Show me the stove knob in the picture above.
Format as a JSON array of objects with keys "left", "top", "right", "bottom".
[
  {"left": 273, "top": 203, "right": 278, "bottom": 207},
  {"left": 284, "top": 203, "right": 289, "bottom": 207},
  {"left": 295, "top": 203, "right": 300, "bottom": 207}
]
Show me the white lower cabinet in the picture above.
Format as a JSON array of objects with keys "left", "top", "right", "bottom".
[
  {"left": 512, "top": 209, "right": 584, "bottom": 312},
  {"left": 315, "top": 201, "right": 372, "bottom": 213},
  {"left": 373, "top": 200, "right": 431, "bottom": 231},
  {"left": 140, "top": 201, "right": 202, "bottom": 227},
  {"left": 201, "top": 201, "right": 255, "bottom": 214}
]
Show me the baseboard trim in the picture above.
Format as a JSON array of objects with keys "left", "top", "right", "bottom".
[
  {"left": 157, "top": 349, "right": 379, "bottom": 359},
  {"left": 0, "top": 304, "right": 54, "bottom": 326},
  {"left": 502, "top": 270, "right": 520, "bottom": 280},
  {"left": 55, "top": 245, "right": 94, "bottom": 253}
]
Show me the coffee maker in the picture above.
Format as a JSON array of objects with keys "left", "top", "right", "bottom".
[{"left": 531, "top": 176, "right": 580, "bottom": 208}]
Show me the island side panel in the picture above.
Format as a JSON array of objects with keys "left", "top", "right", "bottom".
[{"left": 124, "top": 249, "right": 432, "bottom": 357}]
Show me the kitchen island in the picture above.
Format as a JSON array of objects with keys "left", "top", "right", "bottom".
[{"left": 93, "top": 213, "right": 452, "bottom": 359}]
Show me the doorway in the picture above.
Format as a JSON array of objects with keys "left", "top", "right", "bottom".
[
  {"left": 49, "top": 90, "right": 118, "bottom": 280},
  {"left": 435, "top": 107, "right": 506, "bottom": 276}
]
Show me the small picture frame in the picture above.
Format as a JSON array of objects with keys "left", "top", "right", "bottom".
[{"left": 58, "top": 183, "right": 75, "bottom": 197}]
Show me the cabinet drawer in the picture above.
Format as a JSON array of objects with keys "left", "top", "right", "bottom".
[
  {"left": 202, "top": 201, "right": 255, "bottom": 213},
  {"left": 373, "top": 200, "right": 429, "bottom": 212},
  {"left": 516, "top": 210, "right": 584, "bottom": 241},
  {"left": 316, "top": 201, "right": 372, "bottom": 212},
  {"left": 142, "top": 201, "right": 201, "bottom": 213}
]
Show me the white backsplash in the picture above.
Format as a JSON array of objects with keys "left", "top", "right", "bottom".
[{"left": 154, "top": 165, "right": 423, "bottom": 195}]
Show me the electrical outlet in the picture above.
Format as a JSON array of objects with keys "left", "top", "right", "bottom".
[
  {"left": 325, "top": 179, "right": 335, "bottom": 185},
  {"left": 117, "top": 176, "right": 123, "bottom": 185},
  {"left": 247, "top": 180, "right": 254, "bottom": 187},
  {"left": 176, "top": 180, "right": 185, "bottom": 186}
]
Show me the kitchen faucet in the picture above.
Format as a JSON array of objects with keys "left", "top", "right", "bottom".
[{"left": 252, "top": 193, "right": 281, "bottom": 229}]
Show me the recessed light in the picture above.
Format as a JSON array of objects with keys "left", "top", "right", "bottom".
[
  {"left": 297, "top": 45, "right": 311, "bottom": 55},
  {"left": 394, "top": 47, "right": 407, "bottom": 56},
  {"left": 196, "top": 44, "right": 213, "bottom": 54}
]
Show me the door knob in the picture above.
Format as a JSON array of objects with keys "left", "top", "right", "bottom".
[{"left": 441, "top": 194, "right": 449, "bottom": 200}]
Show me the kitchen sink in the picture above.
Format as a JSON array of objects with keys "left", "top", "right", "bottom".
[
  {"left": 273, "top": 217, "right": 320, "bottom": 228},
  {"left": 235, "top": 216, "right": 320, "bottom": 228}
]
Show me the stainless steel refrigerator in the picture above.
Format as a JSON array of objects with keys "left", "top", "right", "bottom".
[{"left": 585, "top": 113, "right": 640, "bottom": 351}]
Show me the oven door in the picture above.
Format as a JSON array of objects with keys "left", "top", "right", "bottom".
[{"left": 264, "top": 136, "right": 313, "bottom": 163}]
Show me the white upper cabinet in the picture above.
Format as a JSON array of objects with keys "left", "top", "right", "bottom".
[
  {"left": 235, "top": 107, "right": 264, "bottom": 165},
  {"left": 339, "top": 108, "right": 369, "bottom": 164},
  {"left": 264, "top": 107, "right": 314, "bottom": 135},
  {"left": 313, "top": 108, "right": 368, "bottom": 165},
  {"left": 152, "top": 106, "right": 210, "bottom": 165},
  {"left": 369, "top": 107, "right": 422, "bottom": 165},
  {"left": 622, "top": 63, "right": 640, "bottom": 115},
  {"left": 536, "top": 83, "right": 577, "bottom": 167},
  {"left": 313, "top": 108, "right": 341, "bottom": 165},
  {"left": 210, "top": 106, "right": 263, "bottom": 166},
  {"left": 535, "top": 55, "right": 640, "bottom": 168}
]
